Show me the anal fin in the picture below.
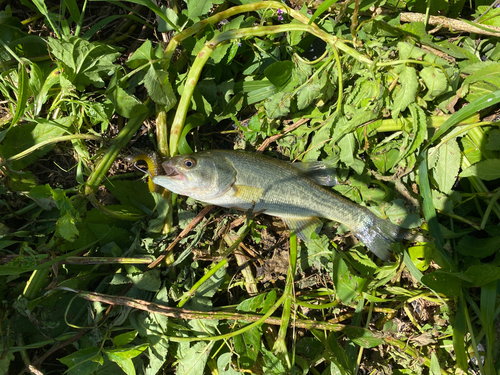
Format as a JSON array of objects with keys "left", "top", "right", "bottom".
[{"left": 282, "top": 216, "right": 323, "bottom": 241}]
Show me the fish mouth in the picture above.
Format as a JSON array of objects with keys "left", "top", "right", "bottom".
[{"left": 162, "top": 163, "right": 183, "bottom": 180}]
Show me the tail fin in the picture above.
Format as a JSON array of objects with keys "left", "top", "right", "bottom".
[{"left": 353, "top": 214, "right": 409, "bottom": 261}]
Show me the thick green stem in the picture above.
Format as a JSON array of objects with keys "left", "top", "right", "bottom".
[
  {"left": 272, "top": 233, "right": 298, "bottom": 369},
  {"left": 85, "top": 101, "right": 152, "bottom": 194},
  {"left": 375, "top": 114, "right": 480, "bottom": 132}
]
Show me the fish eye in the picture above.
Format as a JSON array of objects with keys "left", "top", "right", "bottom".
[{"left": 183, "top": 157, "right": 196, "bottom": 168}]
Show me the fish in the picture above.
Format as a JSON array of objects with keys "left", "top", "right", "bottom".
[{"left": 152, "top": 150, "right": 409, "bottom": 260}]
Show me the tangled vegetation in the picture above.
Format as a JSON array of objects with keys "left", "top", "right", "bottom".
[{"left": 1, "top": 0, "right": 500, "bottom": 374}]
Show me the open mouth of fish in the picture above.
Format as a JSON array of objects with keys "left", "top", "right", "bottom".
[{"left": 162, "top": 163, "right": 183, "bottom": 180}]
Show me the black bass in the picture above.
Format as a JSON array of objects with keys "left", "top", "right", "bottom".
[{"left": 152, "top": 150, "right": 408, "bottom": 260}]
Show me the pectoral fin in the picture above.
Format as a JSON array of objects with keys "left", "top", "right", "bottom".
[
  {"left": 282, "top": 216, "right": 323, "bottom": 241},
  {"left": 233, "top": 185, "right": 264, "bottom": 203}
]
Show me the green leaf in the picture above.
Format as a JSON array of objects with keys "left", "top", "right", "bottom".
[
  {"left": 0, "top": 64, "right": 29, "bottom": 142},
  {"left": 104, "top": 344, "right": 148, "bottom": 375},
  {"left": 217, "top": 353, "right": 240, "bottom": 375},
  {"left": 263, "top": 91, "right": 291, "bottom": 119},
  {"left": 186, "top": 0, "right": 224, "bottom": 19},
  {"left": 296, "top": 74, "right": 322, "bottom": 110},
  {"left": 309, "top": 0, "right": 338, "bottom": 24},
  {"left": 0, "top": 117, "right": 71, "bottom": 170},
  {"left": 47, "top": 36, "right": 120, "bottom": 89},
  {"left": 122, "top": 0, "right": 180, "bottom": 32},
  {"left": 392, "top": 64, "right": 418, "bottom": 119},
  {"left": 125, "top": 265, "right": 161, "bottom": 291},
  {"left": 107, "top": 85, "right": 149, "bottom": 119},
  {"left": 460, "top": 159, "right": 500, "bottom": 180},
  {"left": 421, "top": 271, "right": 462, "bottom": 296},
  {"left": 397, "top": 103, "right": 427, "bottom": 163},
  {"left": 237, "top": 291, "right": 276, "bottom": 313},
  {"left": 177, "top": 342, "right": 213, "bottom": 375},
  {"left": 331, "top": 256, "right": 367, "bottom": 304},
  {"left": 338, "top": 133, "right": 364, "bottom": 175},
  {"left": 421, "top": 64, "right": 450, "bottom": 100},
  {"left": 233, "top": 327, "right": 261, "bottom": 369},
  {"left": 418, "top": 151, "right": 453, "bottom": 270},
  {"left": 57, "top": 210, "right": 79, "bottom": 241},
  {"left": 113, "top": 331, "right": 138, "bottom": 346},
  {"left": 126, "top": 39, "right": 155, "bottom": 69},
  {"left": 456, "top": 235, "right": 500, "bottom": 258},
  {"left": 260, "top": 346, "right": 287, "bottom": 375},
  {"left": 464, "top": 264, "right": 500, "bottom": 286},
  {"left": 343, "top": 326, "right": 384, "bottom": 348},
  {"left": 145, "top": 65, "right": 177, "bottom": 110},
  {"left": 428, "top": 90, "right": 500, "bottom": 146},
  {"left": 264, "top": 61, "right": 294, "bottom": 87},
  {"left": 434, "top": 138, "right": 461, "bottom": 194},
  {"left": 58, "top": 346, "right": 103, "bottom": 373}
]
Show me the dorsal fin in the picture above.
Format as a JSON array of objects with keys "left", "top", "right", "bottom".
[{"left": 291, "top": 161, "right": 338, "bottom": 186}]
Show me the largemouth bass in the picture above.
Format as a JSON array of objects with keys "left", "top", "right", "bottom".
[{"left": 152, "top": 150, "right": 408, "bottom": 260}]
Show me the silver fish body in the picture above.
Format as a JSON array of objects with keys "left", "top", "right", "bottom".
[{"left": 153, "top": 150, "right": 407, "bottom": 260}]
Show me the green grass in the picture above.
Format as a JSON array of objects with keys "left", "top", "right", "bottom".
[{"left": 1, "top": 0, "right": 500, "bottom": 374}]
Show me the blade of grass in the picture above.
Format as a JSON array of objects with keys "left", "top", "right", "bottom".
[
  {"left": 31, "top": 0, "right": 62, "bottom": 39},
  {"left": 0, "top": 63, "right": 29, "bottom": 143},
  {"left": 481, "top": 281, "right": 496, "bottom": 374},
  {"left": 418, "top": 150, "right": 455, "bottom": 271},
  {"left": 426, "top": 90, "right": 500, "bottom": 147},
  {"left": 309, "top": 0, "right": 339, "bottom": 25}
]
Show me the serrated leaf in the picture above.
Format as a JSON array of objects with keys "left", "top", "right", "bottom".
[
  {"left": 126, "top": 265, "right": 161, "bottom": 291},
  {"left": 460, "top": 159, "right": 500, "bottom": 180},
  {"left": 398, "top": 42, "right": 425, "bottom": 60},
  {"left": 186, "top": 0, "right": 224, "bottom": 19},
  {"left": 392, "top": 65, "right": 418, "bottom": 119},
  {"left": 47, "top": 35, "right": 120, "bottom": 88},
  {"left": 487, "top": 129, "right": 500, "bottom": 151},
  {"left": 3, "top": 64, "right": 29, "bottom": 141},
  {"left": 177, "top": 342, "right": 213, "bottom": 375},
  {"left": 260, "top": 346, "right": 287, "bottom": 374},
  {"left": 338, "top": 133, "right": 364, "bottom": 175},
  {"left": 185, "top": 266, "right": 226, "bottom": 311},
  {"left": 56, "top": 211, "right": 79, "bottom": 241},
  {"left": 434, "top": 138, "right": 461, "bottom": 193},
  {"left": 107, "top": 85, "right": 149, "bottom": 119},
  {"left": 397, "top": 104, "right": 427, "bottom": 163},
  {"left": 144, "top": 65, "right": 177, "bottom": 110},
  {"left": 421, "top": 64, "right": 450, "bottom": 100},
  {"left": 264, "top": 91, "right": 291, "bottom": 119},
  {"left": 297, "top": 75, "right": 322, "bottom": 110}
]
